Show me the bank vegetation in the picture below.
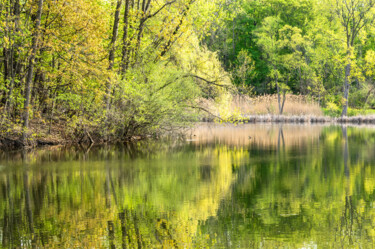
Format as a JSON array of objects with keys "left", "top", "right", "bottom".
[{"left": 1, "top": 0, "right": 375, "bottom": 148}]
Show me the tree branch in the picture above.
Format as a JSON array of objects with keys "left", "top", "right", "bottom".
[
  {"left": 147, "top": 0, "right": 176, "bottom": 19},
  {"left": 187, "top": 74, "right": 233, "bottom": 89},
  {"left": 186, "top": 105, "right": 224, "bottom": 121}
]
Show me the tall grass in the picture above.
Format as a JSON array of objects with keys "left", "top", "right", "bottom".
[
  {"left": 198, "top": 94, "right": 323, "bottom": 119},
  {"left": 232, "top": 94, "right": 323, "bottom": 116},
  {"left": 197, "top": 94, "right": 375, "bottom": 124}
]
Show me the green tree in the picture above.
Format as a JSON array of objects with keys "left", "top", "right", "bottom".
[{"left": 332, "top": 0, "right": 375, "bottom": 116}]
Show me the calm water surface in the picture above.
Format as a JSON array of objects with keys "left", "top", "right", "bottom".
[{"left": 1, "top": 124, "right": 375, "bottom": 248}]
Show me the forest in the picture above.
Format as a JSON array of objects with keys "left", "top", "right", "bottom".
[{"left": 1, "top": 0, "right": 375, "bottom": 146}]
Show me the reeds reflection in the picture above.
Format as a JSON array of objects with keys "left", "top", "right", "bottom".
[
  {"left": 0, "top": 124, "right": 375, "bottom": 248},
  {"left": 189, "top": 123, "right": 323, "bottom": 149}
]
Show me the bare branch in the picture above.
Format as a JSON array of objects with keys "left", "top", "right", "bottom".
[
  {"left": 186, "top": 105, "right": 224, "bottom": 121},
  {"left": 147, "top": 0, "right": 176, "bottom": 19},
  {"left": 187, "top": 74, "right": 234, "bottom": 89}
]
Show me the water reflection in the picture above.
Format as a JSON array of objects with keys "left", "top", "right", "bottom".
[
  {"left": 189, "top": 123, "right": 323, "bottom": 148},
  {"left": 201, "top": 125, "right": 375, "bottom": 248},
  {"left": 0, "top": 124, "right": 375, "bottom": 248}
]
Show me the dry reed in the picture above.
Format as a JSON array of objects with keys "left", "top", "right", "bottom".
[
  {"left": 197, "top": 94, "right": 375, "bottom": 125},
  {"left": 232, "top": 94, "right": 323, "bottom": 116}
]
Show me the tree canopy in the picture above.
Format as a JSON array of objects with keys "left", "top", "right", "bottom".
[
  {"left": 203, "top": 0, "right": 375, "bottom": 114},
  {"left": 1, "top": 0, "right": 375, "bottom": 144}
]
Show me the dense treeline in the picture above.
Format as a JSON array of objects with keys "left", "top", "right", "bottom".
[
  {"left": 203, "top": 0, "right": 375, "bottom": 115},
  {"left": 1, "top": 0, "right": 375, "bottom": 146},
  {"left": 0, "top": 0, "right": 229, "bottom": 145}
]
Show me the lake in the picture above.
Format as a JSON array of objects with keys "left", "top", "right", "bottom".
[{"left": 1, "top": 123, "right": 375, "bottom": 248}]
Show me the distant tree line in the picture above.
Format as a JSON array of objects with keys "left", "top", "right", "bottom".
[{"left": 203, "top": 0, "right": 375, "bottom": 115}]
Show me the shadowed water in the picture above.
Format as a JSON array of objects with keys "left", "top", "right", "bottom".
[{"left": 1, "top": 124, "right": 375, "bottom": 248}]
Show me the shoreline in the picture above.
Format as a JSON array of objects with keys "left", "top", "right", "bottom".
[
  {"left": 202, "top": 114, "right": 375, "bottom": 125},
  {"left": 2, "top": 114, "right": 375, "bottom": 151}
]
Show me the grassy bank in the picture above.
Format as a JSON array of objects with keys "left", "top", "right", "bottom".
[
  {"left": 240, "top": 114, "right": 375, "bottom": 124},
  {"left": 2, "top": 94, "right": 375, "bottom": 150},
  {"left": 198, "top": 94, "right": 375, "bottom": 125},
  {"left": 199, "top": 94, "right": 323, "bottom": 119}
]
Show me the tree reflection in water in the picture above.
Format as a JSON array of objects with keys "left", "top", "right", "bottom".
[{"left": 0, "top": 124, "right": 375, "bottom": 248}]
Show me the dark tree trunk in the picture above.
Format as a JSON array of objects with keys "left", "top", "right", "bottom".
[
  {"left": 158, "top": 0, "right": 193, "bottom": 60},
  {"left": 277, "top": 81, "right": 281, "bottom": 114},
  {"left": 3, "top": 0, "right": 22, "bottom": 113},
  {"left": 2, "top": 5, "right": 10, "bottom": 106},
  {"left": 232, "top": 16, "right": 236, "bottom": 55},
  {"left": 2, "top": 46, "right": 10, "bottom": 106},
  {"left": 133, "top": 0, "right": 151, "bottom": 66},
  {"left": 341, "top": 62, "right": 351, "bottom": 117},
  {"left": 22, "top": 0, "right": 44, "bottom": 145},
  {"left": 121, "top": 0, "right": 131, "bottom": 75},
  {"left": 109, "top": 0, "right": 122, "bottom": 71},
  {"left": 106, "top": 0, "right": 122, "bottom": 111},
  {"left": 280, "top": 91, "right": 286, "bottom": 114}
]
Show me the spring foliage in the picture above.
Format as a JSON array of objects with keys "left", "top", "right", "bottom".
[
  {"left": 202, "top": 0, "right": 375, "bottom": 113},
  {"left": 0, "top": 0, "right": 230, "bottom": 143},
  {"left": 2, "top": 0, "right": 375, "bottom": 144}
]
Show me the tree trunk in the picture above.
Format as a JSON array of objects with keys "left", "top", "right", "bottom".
[
  {"left": 298, "top": 66, "right": 302, "bottom": 94},
  {"left": 363, "top": 85, "right": 375, "bottom": 108},
  {"left": 276, "top": 80, "right": 282, "bottom": 114},
  {"left": 2, "top": 8, "right": 10, "bottom": 106},
  {"left": 121, "top": 0, "right": 131, "bottom": 75},
  {"left": 341, "top": 61, "right": 351, "bottom": 117},
  {"left": 158, "top": 0, "right": 193, "bottom": 60},
  {"left": 134, "top": 0, "right": 151, "bottom": 66},
  {"left": 22, "top": 0, "right": 44, "bottom": 145},
  {"left": 232, "top": 16, "right": 236, "bottom": 55},
  {"left": 280, "top": 91, "right": 286, "bottom": 114},
  {"left": 3, "top": 0, "right": 22, "bottom": 114},
  {"left": 2, "top": 46, "right": 10, "bottom": 106},
  {"left": 109, "top": 0, "right": 122, "bottom": 71},
  {"left": 106, "top": 0, "right": 122, "bottom": 111}
]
